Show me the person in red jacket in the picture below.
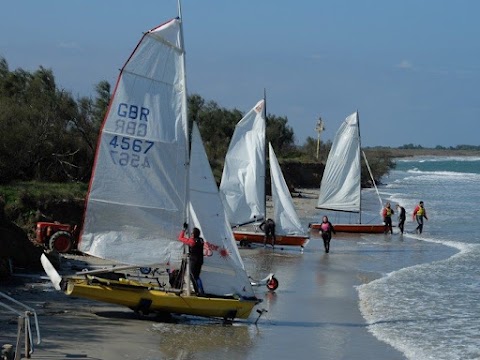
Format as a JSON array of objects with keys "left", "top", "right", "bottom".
[
  {"left": 382, "top": 202, "right": 394, "bottom": 234},
  {"left": 412, "top": 201, "right": 428, "bottom": 234},
  {"left": 178, "top": 223, "right": 205, "bottom": 293}
]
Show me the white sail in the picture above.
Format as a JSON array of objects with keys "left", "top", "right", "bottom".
[
  {"left": 219, "top": 100, "right": 266, "bottom": 226},
  {"left": 189, "top": 123, "right": 255, "bottom": 297},
  {"left": 269, "top": 143, "right": 306, "bottom": 236},
  {"left": 316, "top": 111, "right": 361, "bottom": 213},
  {"left": 78, "top": 19, "right": 187, "bottom": 267}
]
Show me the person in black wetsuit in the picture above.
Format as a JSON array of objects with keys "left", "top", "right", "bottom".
[
  {"left": 319, "top": 216, "right": 335, "bottom": 253},
  {"left": 396, "top": 204, "right": 406, "bottom": 234},
  {"left": 178, "top": 224, "right": 205, "bottom": 293},
  {"left": 260, "top": 218, "right": 276, "bottom": 248}
]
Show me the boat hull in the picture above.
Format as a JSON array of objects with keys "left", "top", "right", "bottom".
[
  {"left": 309, "top": 223, "right": 386, "bottom": 234},
  {"left": 233, "top": 231, "right": 309, "bottom": 247},
  {"left": 64, "top": 276, "right": 258, "bottom": 320}
]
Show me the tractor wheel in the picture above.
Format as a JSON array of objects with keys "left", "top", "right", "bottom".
[
  {"left": 49, "top": 231, "right": 73, "bottom": 253},
  {"left": 266, "top": 276, "right": 279, "bottom": 291}
]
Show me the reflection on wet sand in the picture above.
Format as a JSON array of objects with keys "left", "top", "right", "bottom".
[{"left": 153, "top": 321, "right": 256, "bottom": 359}]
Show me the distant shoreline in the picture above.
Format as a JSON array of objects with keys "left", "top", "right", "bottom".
[{"left": 370, "top": 148, "right": 480, "bottom": 158}]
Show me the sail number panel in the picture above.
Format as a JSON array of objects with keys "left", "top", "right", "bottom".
[
  {"left": 107, "top": 102, "right": 154, "bottom": 168},
  {"left": 109, "top": 136, "right": 153, "bottom": 168}
]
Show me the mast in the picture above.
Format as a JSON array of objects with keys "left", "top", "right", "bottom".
[
  {"left": 177, "top": 0, "right": 189, "bottom": 225},
  {"left": 263, "top": 88, "right": 267, "bottom": 222},
  {"left": 177, "top": 0, "right": 192, "bottom": 296},
  {"left": 356, "top": 110, "right": 362, "bottom": 224}
]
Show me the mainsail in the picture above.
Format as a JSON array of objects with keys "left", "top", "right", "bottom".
[
  {"left": 316, "top": 111, "right": 361, "bottom": 213},
  {"left": 269, "top": 143, "right": 306, "bottom": 236},
  {"left": 79, "top": 18, "right": 187, "bottom": 267},
  {"left": 219, "top": 100, "right": 266, "bottom": 226},
  {"left": 189, "top": 123, "right": 255, "bottom": 297}
]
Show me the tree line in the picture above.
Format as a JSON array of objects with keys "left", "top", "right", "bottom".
[{"left": 0, "top": 57, "right": 394, "bottom": 186}]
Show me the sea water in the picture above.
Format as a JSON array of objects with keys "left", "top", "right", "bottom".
[
  {"left": 357, "top": 156, "right": 480, "bottom": 360},
  {"left": 145, "top": 155, "right": 480, "bottom": 360}
]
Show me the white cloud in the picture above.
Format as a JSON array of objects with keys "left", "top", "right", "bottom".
[
  {"left": 396, "top": 60, "right": 413, "bottom": 70},
  {"left": 309, "top": 54, "right": 324, "bottom": 60},
  {"left": 58, "top": 42, "right": 81, "bottom": 50}
]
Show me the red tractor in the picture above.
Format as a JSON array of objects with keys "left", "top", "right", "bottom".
[{"left": 35, "top": 222, "right": 78, "bottom": 253}]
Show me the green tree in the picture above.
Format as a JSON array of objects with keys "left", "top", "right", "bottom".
[
  {"left": 0, "top": 59, "right": 99, "bottom": 183},
  {"left": 266, "top": 114, "right": 295, "bottom": 156}
]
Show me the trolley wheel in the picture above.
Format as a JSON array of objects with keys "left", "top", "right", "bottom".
[{"left": 266, "top": 276, "right": 279, "bottom": 291}]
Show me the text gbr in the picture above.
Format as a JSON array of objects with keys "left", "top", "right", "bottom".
[{"left": 115, "top": 103, "right": 150, "bottom": 137}]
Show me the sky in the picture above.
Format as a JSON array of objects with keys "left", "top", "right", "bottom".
[{"left": 1, "top": 0, "right": 479, "bottom": 147}]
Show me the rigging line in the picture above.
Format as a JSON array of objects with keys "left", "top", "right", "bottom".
[{"left": 362, "top": 150, "right": 383, "bottom": 208}]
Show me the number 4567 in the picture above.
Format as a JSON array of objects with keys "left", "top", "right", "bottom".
[{"left": 109, "top": 136, "right": 154, "bottom": 154}]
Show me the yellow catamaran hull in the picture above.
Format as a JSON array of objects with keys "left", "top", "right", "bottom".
[{"left": 64, "top": 276, "right": 259, "bottom": 320}]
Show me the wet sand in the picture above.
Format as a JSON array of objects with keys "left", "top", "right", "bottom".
[{"left": 0, "top": 189, "right": 406, "bottom": 360}]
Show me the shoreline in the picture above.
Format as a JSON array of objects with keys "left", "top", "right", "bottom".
[
  {"left": 0, "top": 250, "right": 406, "bottom": 360},
  {"left": 0, "top": 189, "right": 410, "bottom": 360}
]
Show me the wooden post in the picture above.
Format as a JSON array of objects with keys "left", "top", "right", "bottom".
[
  {"left": 315, "top": 117, "right": 325, "bottom": 160},
  {"left": 14, "top": 316, "right": 23, "bottom": 360}
]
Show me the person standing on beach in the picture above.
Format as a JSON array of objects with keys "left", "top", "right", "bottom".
[
  {"left": 178, "top": 223, "right": 205, "bottom": 293},
  {"left": 260, "top": 218, "right": 276, "bottom": 248},
  {"left": 413, "top": 201, "right": 428, "bottom": 234},
  {"left": 319, "top": 216, "right": 335, "bottom": 253},
  {"left": 382, "top": 202, "right": 394, "bottom": 234},
  {"left": 396, "top": 204, "right": 406, "bottom": 234}
]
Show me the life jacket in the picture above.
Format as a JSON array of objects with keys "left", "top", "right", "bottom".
[
  {"left": 385, "top": 208, "right": 392, "bottom": 217},
  {"left": 416, "top": 206, "right": 425, "bottom": 216},
  {"left": 190, "top": 236, "right": 204, "bottom": 260},
  {"left": 320, "top": 222, "right": 331, "bottom": 232}
]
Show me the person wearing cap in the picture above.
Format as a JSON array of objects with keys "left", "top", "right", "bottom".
[{"left": 412, "top": 201, "right": 428, "bottom": 234}]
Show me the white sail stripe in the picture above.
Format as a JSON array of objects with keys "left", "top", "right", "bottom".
[
  {"left": 86, "top": 198, "right": 179, "bottom": 211},
  {"left": 120, "top": 68, "right": 178, "bottom": 88},
  {"left": 148, "top": 30, "right": 183, "bottom": 55}
]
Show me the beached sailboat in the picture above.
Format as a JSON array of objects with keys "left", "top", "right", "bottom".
[
  {"left": 41, "top": 9, "right": 260, "bottom": 321},
  {"left": 219, "top": 100, "right": 309, "bottom": 248},
  {"left": 190, "top": 123, "right": 279, "bottom": 291},
  {"left": 310, "top": 111, "right": 385, "bottom": 233}
]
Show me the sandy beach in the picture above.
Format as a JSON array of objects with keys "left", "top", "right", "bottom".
[{"left": 0, "top": 189, "right": 407, "bottom": 360}]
